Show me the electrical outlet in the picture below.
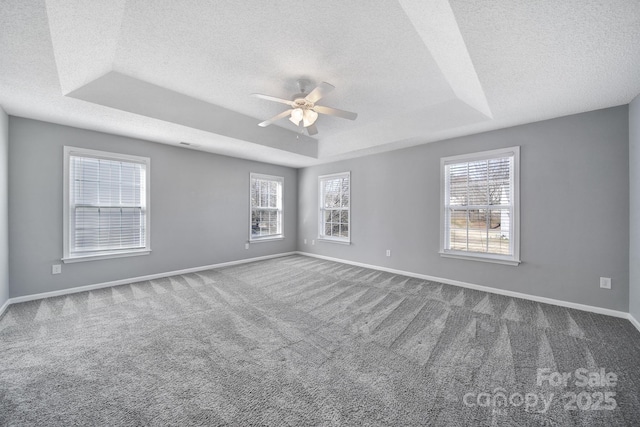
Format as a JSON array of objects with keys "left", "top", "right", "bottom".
[
  {"left": 304, "top": 239, "right": 307, "bottom": 245},
  {"left": 600, "top": 277, "right": 611, "bottom": 289},
  {"left": 311, "top": 240, "right": 315, "bottom": 245},
  {"left": 245, "top": 243, "right": 249, "bottom": 250},
  {"left": 52, "top": 264, "right": 61, "bottom": 275},
  {"left": 386, "top": 249, "right": 391, "bottom": 257}
]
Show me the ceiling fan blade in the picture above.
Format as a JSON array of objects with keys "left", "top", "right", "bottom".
[
  {"left": 258, "top": 109, "right": 293, "bottom": 127},
  {"left": 313, "top": 105, "right": 358, "bottom": 120},
  {"left": 305, "top": 82, "right": 335, "bottom": 104},
  {"left": 252, "top": 93, "right": 295, "bottom": 107},
  {"left": 306, "top": 124, "right": 318, "bottom": 136}
]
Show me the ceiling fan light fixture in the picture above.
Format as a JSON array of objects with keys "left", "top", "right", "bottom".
[
  {"left": 253, "top": 81, "right": 357, "bottom": 134},
  {"left": 302, "top": 109, "right": 318, "bottom": 127},
  {"left": 289, "top": 108, "right": 304, "bottom": 125}
]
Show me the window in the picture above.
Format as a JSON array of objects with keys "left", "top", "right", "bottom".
[
  {"left": 63, "top": 147, "right": 150, "bottom": 262},
  {"left": 250, "top": 173, "right": 283, "bottom": 241},
  {"left": 440, "top": 147, "right": 520, "bottom": 265},
  {"left": 319, "top": 172, "right": 350, "bottom": 243}
]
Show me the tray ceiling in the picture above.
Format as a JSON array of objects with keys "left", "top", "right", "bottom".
[{"left": 1, "top": 0, "right": 639, "bottom": 167}]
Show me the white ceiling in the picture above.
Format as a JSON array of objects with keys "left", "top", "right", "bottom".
[{"left": 1, "top": 0, "right": 639, "bottom": 167}]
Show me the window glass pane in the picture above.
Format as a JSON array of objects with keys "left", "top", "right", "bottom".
[
  {"left": 249, "top": 175, "right": 283, "bottom": 239},
  {"left": 324, "top": 180, "right": 335, "bottom": 197},
  {"left": 443, "top": 149, "right": 517, "bottom": 259},
  {"left": 253, "top": 210, "right": 264, "bottom": 236},
  {"left": 319, "top": 173, "right": 350, "bottom": 241},
  {"left": 341, "top": 192, "right": 349, "bottom": 208},
  {"left": 69, "top": 153, "right": 147, "bottom": 256},
  {"left": 75, "top": 207, "right": 99, "bottom": 250},
  {"left": 488, "top": 157, "right": 511, "bottom": 205},
  {"left": 251, "top": 180, "right": 258, "bottom": 207},
  {"left": 80, "top": 179, "right": 98, "bottom": 206},
  {"left": 275, "top": 211, "right": 282, "bottom": 234},
  {"left": 251, "top": 209, "right": 260, "bottom": 235},
  {"left": 467, "top": 161, "right": 488, "bottom": 206},
  {"left": 342, "top": 176, "right": 350, "bottom": 193},
  {"left": 448, "top": 163, "right": 468, "bottom": 206},
  {"left": 271, "top": 211, "right": 278, "bottom": 234},
  {"left": 324, "top": 179, "right": 340, "bottom": 208},
  {"left": 121, "top": 208, "right": 143, "bottom": 247},
  {"left": 324, "top": 193, "right": 335, "bottom": 208},
  {"left": 488, "top": 209, "right": 510, "bottom": 255},
  {"left": 449, "top": 209, "right": 468, "bottom": 251},
  {"left": 260, "top": 181, "right": 267, "bottom": 207},
  {"left": 467, "top": 209, "right": 488, "bottom": 253}
]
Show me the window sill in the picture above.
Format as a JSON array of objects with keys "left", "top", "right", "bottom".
[
  {"left": 439, "top": 251, "right": 520, "bottom": 266},
  {"left": 249, "top": 236, "right": 285, "bottom": 243},
  {"left": 318, "top": 237, "right": 351, "bottom": 245},
  {"left": 62, "top": 249, "right": 151, "bottom": 264}
]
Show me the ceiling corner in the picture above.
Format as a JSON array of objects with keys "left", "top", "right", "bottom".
[
  {"left": 398, "top": 0, "right": 493, "bottom": 118},
  {"left": 45, "top": 0, "right": 127, "bottom": 94}
]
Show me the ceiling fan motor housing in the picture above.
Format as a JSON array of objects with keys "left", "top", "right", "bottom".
[
  {"left": 253, "top": 80, "right": 356, "bottom": 135},
  {"left": 292, "top": 96, "right": 314, "bottom": 109}
]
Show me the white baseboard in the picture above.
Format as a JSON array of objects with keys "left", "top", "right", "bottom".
[
  {"left": 7, "top": 252, "right": 296, "bottom": 306},
  {"left": 4, "top": 251, "right": 637, "bottom": 331},
  {"left": 296, "top": 251, "right": 630, "bottom": 320},
  {"left": 629, "top": 313, "right": 640, "bottom": 333},
  {"left": 0, "top": 298, "right": 9, "bottom": 318}
]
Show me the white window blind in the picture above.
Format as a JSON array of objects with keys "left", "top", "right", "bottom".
[
  {"left": 441, "top": 147, "right": 520, "bottom": 265},
  {"left": 250, "top": 173, "right": 283, "bottom": 240},
  {"left": 319, "top": 172, "right": 350, "bottom": 243},
  {"left": 63, "top": 147, "right": 150, "bottom": 262}
]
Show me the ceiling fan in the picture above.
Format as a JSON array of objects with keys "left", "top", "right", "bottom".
[{"left": 252, "top": 80, "right": 357, "bottom": 136}]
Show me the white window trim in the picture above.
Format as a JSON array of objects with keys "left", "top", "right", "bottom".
[
  {"left": 439, "top": 146, "right": 520, "bottom": 266},
  {"left": 318, "top": 171, "right": 351, "bottom": 244},
  {"left": 249, "top": 173, "right": 284, "bottom": 242},
  {"left": 62, "top": 146, "right": 151, "bottom": 263}
]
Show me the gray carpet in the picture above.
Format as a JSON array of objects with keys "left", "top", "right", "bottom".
[{"left": 1, "top": 255, "right": 639, "bottom": 426}]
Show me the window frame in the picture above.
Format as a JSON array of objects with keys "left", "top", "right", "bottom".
[
  {"left": 249, "top": 173, "right": 284, "bottom": 242},
  {"left": 62, "top": 146, "right": 151, "bottom": 263},
  {"left": 318, "top": 171, "right": 351, "bottom": 244},
  {"left": 439, "top": 146, "right": 520, "bottom": 266}
]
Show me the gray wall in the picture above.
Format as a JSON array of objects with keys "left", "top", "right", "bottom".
[
  {"left": 298, "top": 106, "right": 630, "bottom": 312},
  {"left": 0, "top": 107, "right": 8, "bottom": 308},
  {"left": 630, "top": 95, "right": 640, "bottom": 321},
  {"left": 9, "top": 117, "right": 297, "bottom": 298}
]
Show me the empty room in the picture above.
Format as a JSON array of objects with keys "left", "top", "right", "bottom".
[{"left": 1, "top": 1, "right": 640, "bottom": 426}]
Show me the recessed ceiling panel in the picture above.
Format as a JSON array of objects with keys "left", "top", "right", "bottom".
[
  {"left": 68, "top": 71, "right": 318, "bottom": 158},
  {"left": 319, "top": 97, "right": 490, "bottom": 158},
  {"left": 45, "top": 0, "right": 126, "bottom": 94},
  {"left": 1, "top": 0, "right": 639, "bottom": 168},
  {"left": 111, "top": 0, "right": 457, "bottom": 138}
]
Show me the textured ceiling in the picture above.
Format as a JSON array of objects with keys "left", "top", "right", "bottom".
[{"left": 1, "top": 0, "right": 639, "bottom": 167}]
